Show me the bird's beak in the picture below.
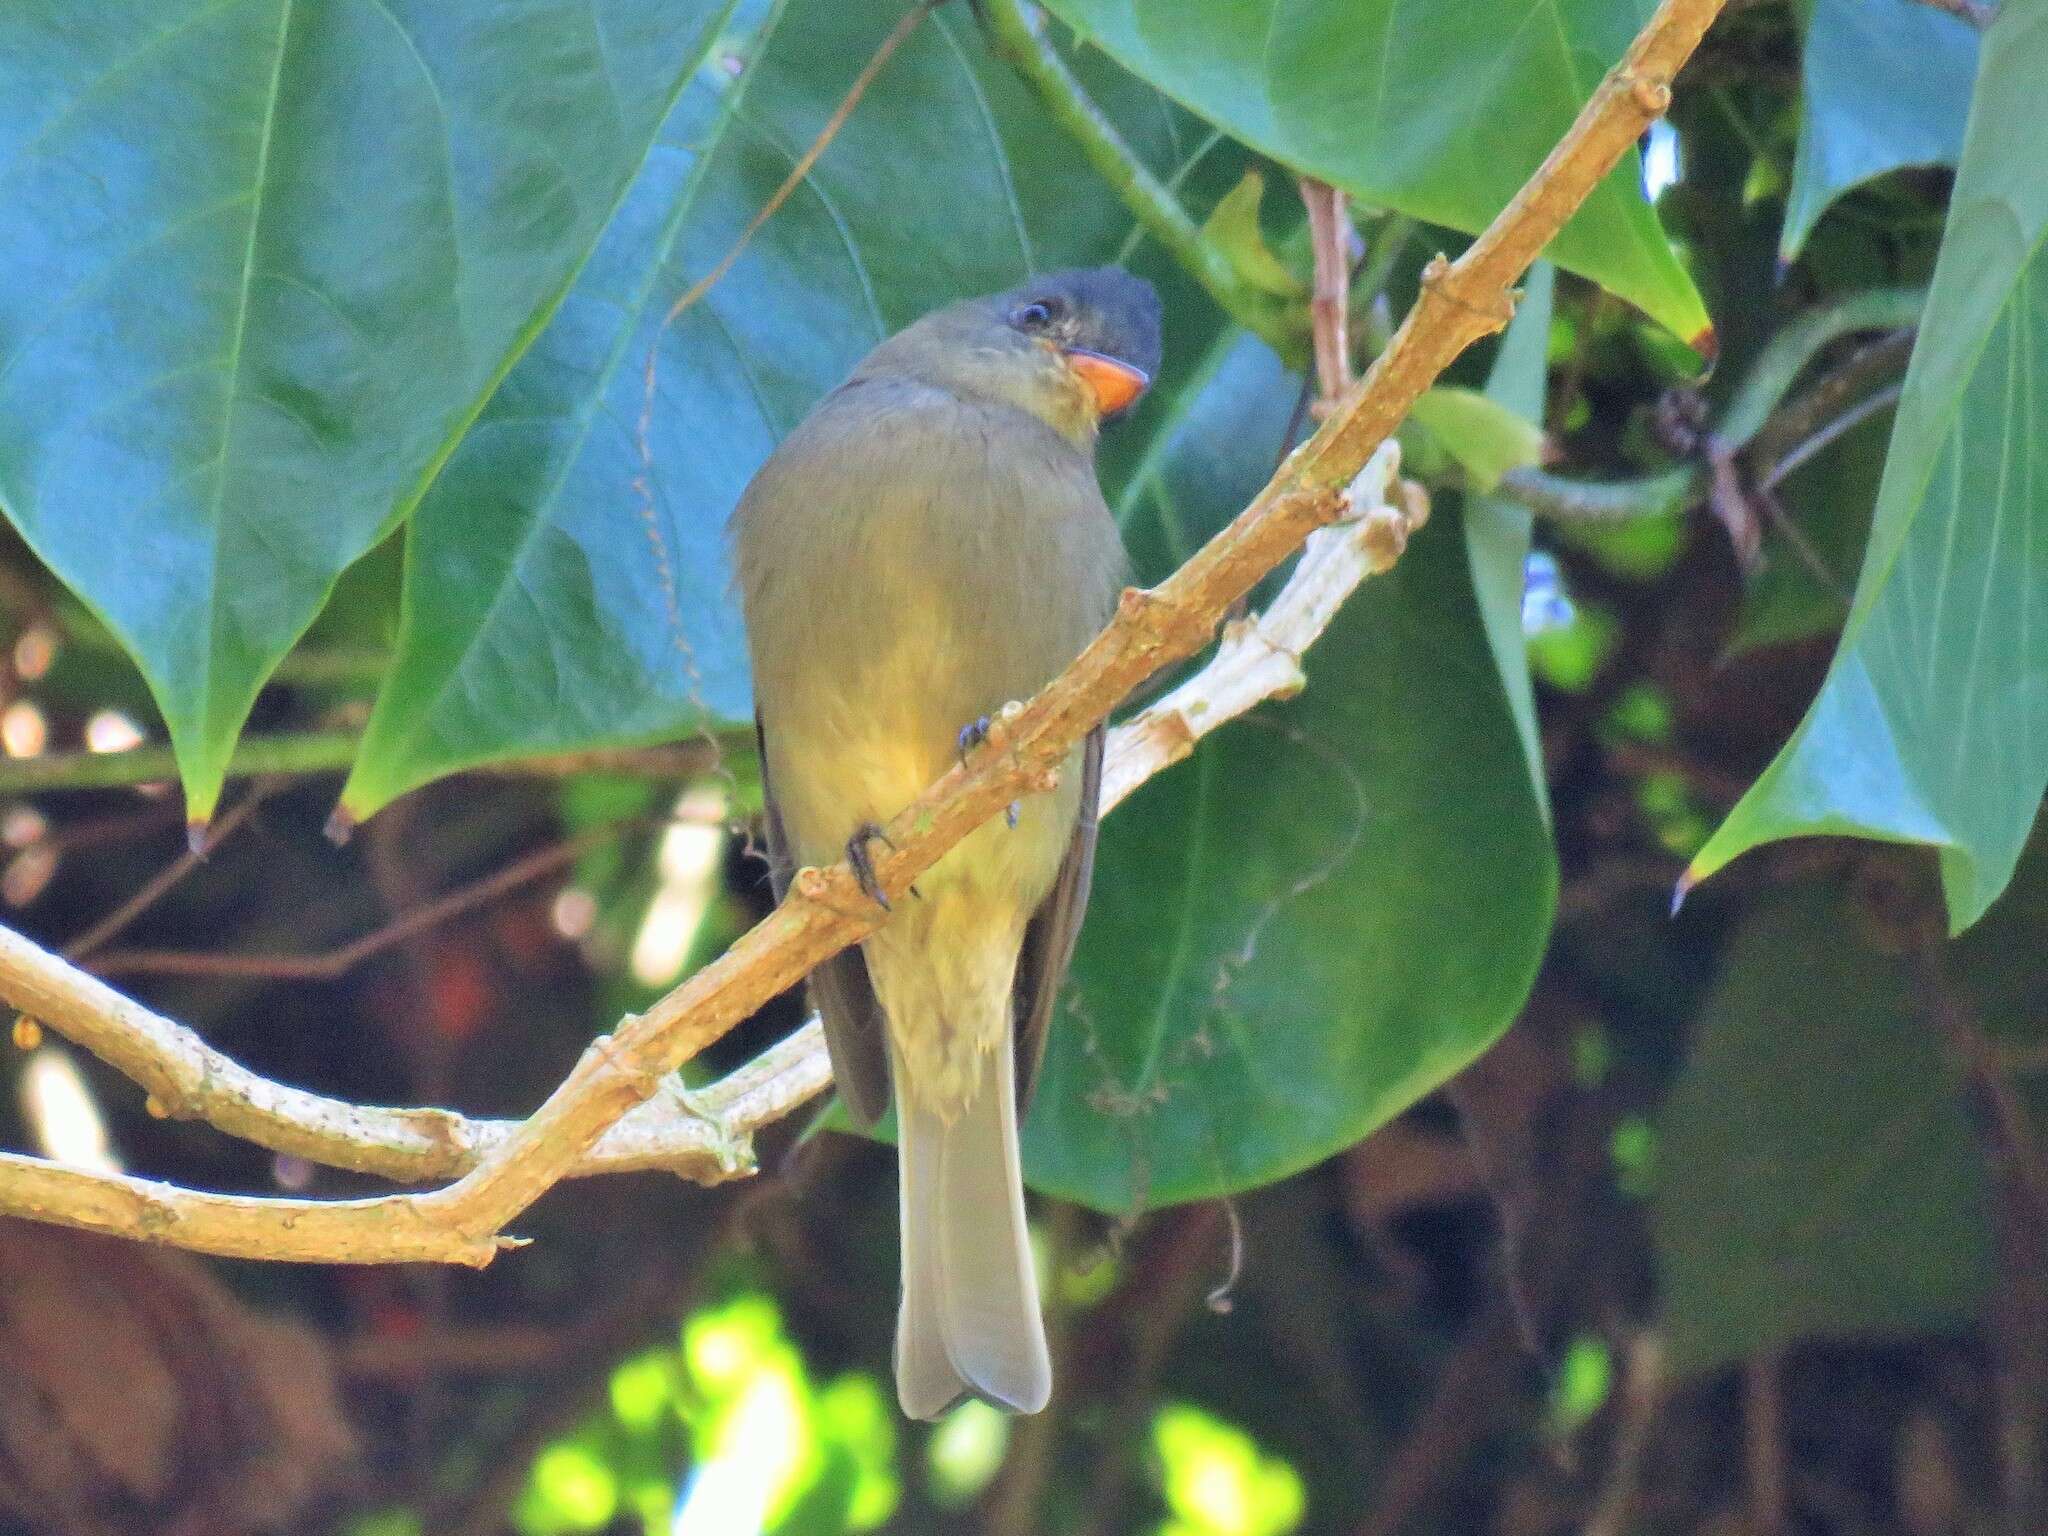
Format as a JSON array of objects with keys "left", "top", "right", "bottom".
[{"left": 1061, "top": 347, "right": 1150, "bottom": 418}]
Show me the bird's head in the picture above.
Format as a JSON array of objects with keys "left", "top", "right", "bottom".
[{"left": 858, "top": 267, "right": 1162, "bottom": 445}]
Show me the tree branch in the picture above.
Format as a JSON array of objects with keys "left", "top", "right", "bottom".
[
  {"left": 0, "top": 0, "right": 1728, "bottom": 1266},
  {"left": 1, "top": 908, "right": 828, "bottom": 1190}
]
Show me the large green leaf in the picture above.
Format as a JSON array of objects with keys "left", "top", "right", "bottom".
[
  {"left": 1025, "top": 331, "right": 1558, "bottom": 1210},
  {"left": 1781, "top": 0, "right": 1978, "bottom": 262},
  {"left": 1040, "top": 0, "right": 1709, "bottom": 346},
  {"left": 0, "top": 0, "right": 731, "bottom": 821},
  {"left": 1689, "top": 1, "right": 2048, "bottom": 932},
  {"left": 339, "top": 0, "right": 1214, "bottom": 815},
  {"left": 1652, "top": 885, "right": 1992, "bottom": 1378}
]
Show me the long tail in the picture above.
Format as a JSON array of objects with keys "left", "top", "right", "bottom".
[{"left": 892, "top": 1034, "right": 1050, "bottom": 1420}]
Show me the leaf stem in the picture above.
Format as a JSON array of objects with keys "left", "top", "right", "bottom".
[
  {"left": 0, "top": 731, "right": 737, "bottom": 797},
  {"left": 0, "top": 730, "right": 360, "bottom": 795},
  {"left": 979, "top": 0, "right": 1308, "bottom": 361},
  {"left": 1497, "top": 285, "right": 1924, "bottom": 522}
]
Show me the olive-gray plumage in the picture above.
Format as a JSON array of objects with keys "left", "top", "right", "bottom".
[{"left": 733, "top": 268, "right": 1158, "bottom": 1418}]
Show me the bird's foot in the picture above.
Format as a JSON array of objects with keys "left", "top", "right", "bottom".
[
  {"left": 956, "top": 714, "right": 992, "bottom": 768},
  {"left": 845, "top": 822, "right": 894, "bottom": 911}
]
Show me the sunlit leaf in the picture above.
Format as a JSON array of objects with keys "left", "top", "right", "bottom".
[
  {"left": 520, "top": 1444, "right": 619, "bottom": 1534},
  {"left": 1154, "top": 1402, "right": 1305, "bottom": 1536},
  {"left": 1199, "top": 168, "right": 1306, "bottom": 298}
]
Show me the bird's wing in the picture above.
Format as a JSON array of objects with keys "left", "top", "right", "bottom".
[
  {"left": 1012, "top": 724, "right": 1104, "bottom": 1114},
  {"left": 755, "top": 713, "right": 893, "bottom": 1125}
]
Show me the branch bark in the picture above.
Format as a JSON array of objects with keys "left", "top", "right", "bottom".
[{"left": 0, "top": 0, "right": 1727, "bottom": 1266}]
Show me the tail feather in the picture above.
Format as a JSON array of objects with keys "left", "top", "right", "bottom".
[{"left": 893, "top": 1037, "right": 1050, "bottom": 1420}]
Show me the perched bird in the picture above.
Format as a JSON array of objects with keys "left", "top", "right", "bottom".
[{"left": 732, "top": 268, "right": 1160, "bottom": 1418}]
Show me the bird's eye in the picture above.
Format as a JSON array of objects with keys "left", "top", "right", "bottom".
[{"left": 1010, "top": 300, "right": 1055, "bottom": 333}]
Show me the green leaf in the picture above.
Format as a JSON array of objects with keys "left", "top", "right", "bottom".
[
  {"left": 1025, "top": 331, "right": 1557, "bottom": 1210},
  {"left": 1652, "top": 884, "right": 1992, "bottom": 1379},
  {"left": 0, "top": 1, "right": 735, "bottom": 821},
  {"left": 1039, "top": 0, "right": 1710, "bottom": 346},
  {"left": 1404, "top": 386, "right": 1546, "bottom": 494},
  {"left": 1688, "top": 3, "right": 2048, "bottom": 932},
  {"left": 1199, "top": 168, "right": 1306, "bottom": 299},
  {"left": 1469, "top": 261, "right": 1555, "bottom": 814},
  {"left": 340, "top": 0, "right": 1212, "bottom": 815},
  {"left": 1781, "top": 0, "right": 1979, "bottom": 262}
]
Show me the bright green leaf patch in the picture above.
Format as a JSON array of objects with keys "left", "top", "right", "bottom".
[
  {"left": 1404, "top": 387, "right": 1548, "bottom": 494},
  {"left": 1199, "top": 169, "right": 1306, "bottom": 299},
  {"left": 1690, "top": 2, "right": 2048, "bottom": 931},
  {"left": 0, "top": 0, "right": 734, "bottom": 821},
  {"left": 1039, "top": 0, "right": 1710, "bottom": 346}
]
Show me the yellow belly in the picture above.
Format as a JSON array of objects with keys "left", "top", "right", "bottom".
[{"left": 768, "top": 683, "right": 1078, "bottom": 1119}]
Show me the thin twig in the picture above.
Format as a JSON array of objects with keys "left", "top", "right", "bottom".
[
  {"left": 1750, "top": 329, "right": 1916, "bottom": 482},
  {"left": 1910, "top": 934, "right": 2048, "bottom": 1534},
  {"left": 1301, "top": 176, "right": 1355, "bottom": 408},
  {"left": 62, "top": 784, "right": 275, "bottom": 963},
  {"left": 1746, "top": 1350, "right": 1788, "bottom": 1536},
  {"left": 1583, "top": 1332, "right": 1667, "bottom": 1536},
  {"left": 87, "top": 822, "right": 629, "bottom": 982},
  {"left": 5, "top": 898, "right": 831, "bottom": 1190}
]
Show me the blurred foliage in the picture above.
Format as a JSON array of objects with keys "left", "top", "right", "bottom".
[{"left": 0, "top": 1, "right": 2043, "bottom": 1535}]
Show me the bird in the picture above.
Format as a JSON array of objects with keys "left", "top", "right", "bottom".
[{"left": 731, "top": 267, "right": 1160, "bottom": 1418}]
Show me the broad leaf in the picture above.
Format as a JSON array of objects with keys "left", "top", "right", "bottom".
[
  {"left": 1689, "top": 1, "right": 2048, "bottom": 932},
  {"left": 1653, "top": 885, "right": 1992, "bottom": 1378},
  {"left": 340, "top": 0, "right": 1214, "bottom": 815},
  {"left": 1781, "top": 0, "right": 1978, "bottom": 262},
  {"left": 1040, "top": 0, "right": 1709, "bottom": 346},
  {"left": 0, "top": 1, "right": 733, "bottom": 821},
  {"left": 1026, "top": 331, "right": 1557, "bottom": 1210}
]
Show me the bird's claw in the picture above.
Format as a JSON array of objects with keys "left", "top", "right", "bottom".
[
  {"left": 956, "top": 715, "right": 992, "bottom": 768},
  {"left": 845, "top": 822, "right": 894, "bottom": 911}
]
